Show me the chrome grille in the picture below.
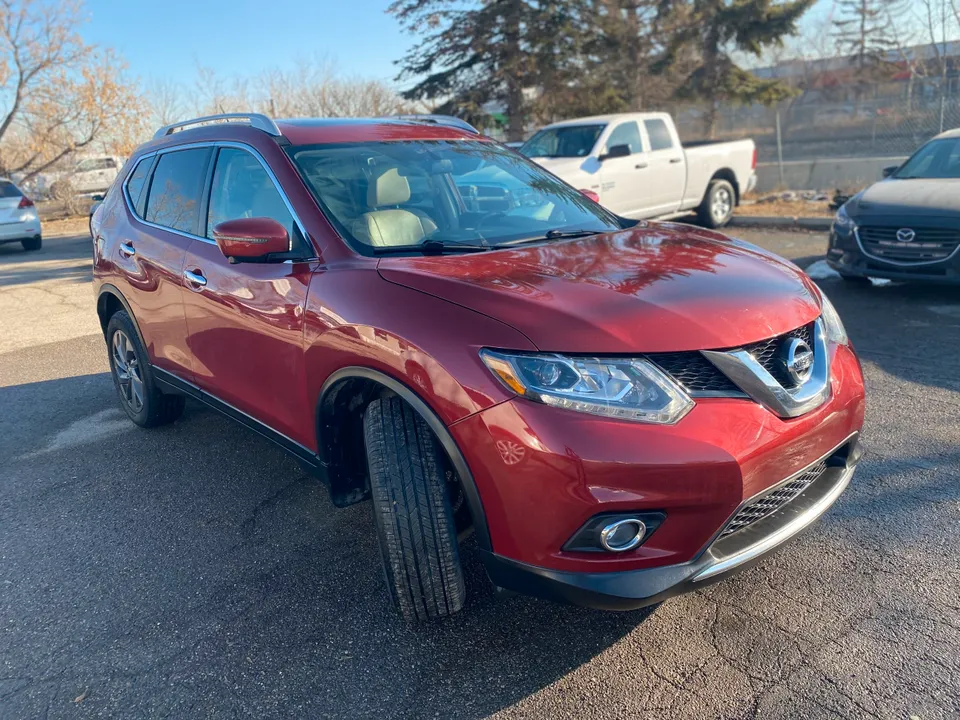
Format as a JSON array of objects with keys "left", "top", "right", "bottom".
[
  {"left": 743, "top": 323, "right": 813, "bottom": 389},
  {"left": 720, "top": 459, "right": 828, "bottom": 537},
  {"left": 859, "top": 226, "right": 960, "bottom": 263}
]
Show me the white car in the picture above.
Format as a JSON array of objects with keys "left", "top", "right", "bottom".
[
  {"left": 520, "top": 112, "right": 757, "bottom": 227},
  {"left": 0, "top": 178, "right": 42, "bottom": 252}
]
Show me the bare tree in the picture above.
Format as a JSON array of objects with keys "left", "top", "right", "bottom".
[
  {"left": 146, "top": 77, "right": 185, "bottom": 127},
  {"left": 0, "top": 0, "right": 146, "bottom": 179}
]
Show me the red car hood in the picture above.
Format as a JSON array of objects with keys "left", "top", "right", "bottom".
[{"left": 377, "top": 224, "right": 822, "bottom": 353}]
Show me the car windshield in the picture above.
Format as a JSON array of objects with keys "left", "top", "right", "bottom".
[
  {"left": 288, "top": 139, "right": 621, "bottom": 254},
  {"left": 520, "top": 124, "right": 606, "bottom": 158},
  {"left": 894, "top": 138, "right": 960, "bottom": 179}
]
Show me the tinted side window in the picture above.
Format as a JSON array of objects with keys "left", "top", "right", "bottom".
[
  {"left": 206, "top": 147, "right": 294, "bottom": 245},
  {"left": 606, "top": 122, "right": 643, "bottom": 154},
  {"left": 144, "top": 149, "right": 210, "bottom": 234},
  {"left": 124, "top": 157, "right": 152, "bottom": 214},
  {"left": 644, "top": 119, "right": 674, "bottom": 151}
]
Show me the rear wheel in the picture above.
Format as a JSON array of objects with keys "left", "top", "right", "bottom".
[
  {"left": 21, "top": 236, "right": 41, "bottom": 252},
  {"left": 698, "top": 179, "right": 735, "bottom": 228},
  {"left": 106, "top": 310, "right": 185, "bottom": 427},
  {"left": 363, "top": 396, "right": 466, "bottom": 622}
]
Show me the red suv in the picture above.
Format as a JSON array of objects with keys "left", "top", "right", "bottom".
[{"left": 92, "top": 114, "right": 865, "bottom": 621}]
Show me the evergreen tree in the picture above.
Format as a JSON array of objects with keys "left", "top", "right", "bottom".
[
  {"left": 660, "top": 0, "right": 815, "bottom": 137},
  {"left": 388, "top": 0, "right": 579, "bottom": 141}
]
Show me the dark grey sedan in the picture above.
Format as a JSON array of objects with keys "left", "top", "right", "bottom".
[{"left": 828, "top": 130, "right": 960, "bottom": 284}]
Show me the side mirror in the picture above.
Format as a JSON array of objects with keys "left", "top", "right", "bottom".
[
  {"left": 882, "top": 165, "right": 898, "bottom": 178},
  {"left": 212, "top": 217, "right": 289, "bottom": 262},
  {"left": 599, "top": 144, "right": 631, "bottom": 161}
]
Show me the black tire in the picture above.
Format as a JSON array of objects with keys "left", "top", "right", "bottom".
[
  {"left": 21, "top": 236, "right": 41, "bottom": 252},
  {"left": 697, "top": 179, "right": 736, "bottom": 228},
  {"left": 363, "top": 396, "right": 466, "bottom": 622},
  {"left": 105, "top": 310, "right": 185, "bottom": 428}
]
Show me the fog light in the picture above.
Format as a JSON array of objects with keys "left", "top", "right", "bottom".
[{"left": 600, "top": 518, "right": 646, "bottom": 552}]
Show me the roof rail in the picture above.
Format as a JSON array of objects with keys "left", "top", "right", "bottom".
[
  {"left": 390, "top": 114, "right": 480, "bottom": 135},
  {"left": 153, "top": 113, "right": 282, "bottom": 140}
]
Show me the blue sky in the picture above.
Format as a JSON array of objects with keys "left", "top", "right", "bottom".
[{"left": 83, "top": 0, "right": 413, "bottom": 86}]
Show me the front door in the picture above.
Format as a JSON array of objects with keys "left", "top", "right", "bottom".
[
  {"left": 598, "top": 120, "right": 651, "bottom": 217},
  {"left": 181, "top": 146, "right": 316, "bottom": 448}
]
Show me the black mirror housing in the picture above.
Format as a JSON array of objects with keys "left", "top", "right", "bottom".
[
  {"left": 882, "top": 165, "right": 898, "bottom": 178},
  {"left": 599, "top": 144, "right": 631, "bottom": 161}
]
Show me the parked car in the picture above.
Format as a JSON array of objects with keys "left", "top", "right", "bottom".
[
  {"left": 93, "top": 113, "right": 864, "bottom": 622},
  {"left": 0, "top": 178, "right": 42, "bottom": 252},
  {"left": 829, "top": 128, "right": 960, "bottom": 284},
  {"left": 519, "top": 112, "right": 757, "bottom": 227}
]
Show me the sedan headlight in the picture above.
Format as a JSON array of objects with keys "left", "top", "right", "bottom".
[
  {"left": 833, "top": 204, "right": 856, "bottom": 235},
  {"left": 480, "top": 350, "right": 694, "bottom": 424},
  {"left": 818, "top": 290, "right": 848, "bottom": 345}
]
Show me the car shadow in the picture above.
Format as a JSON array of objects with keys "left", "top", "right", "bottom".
[
  {"left": 1, "top": 374, "right": 653, "bottom": 718},
  {"left": 0, "top": 233, "right": 93, "bottom": 287}
]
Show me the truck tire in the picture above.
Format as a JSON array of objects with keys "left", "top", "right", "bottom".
[
  {"left": 106, "top": 310, "right": 185, "bottom": 427},
  {"left": 363, "top": 396, "right": 466, "bottom": 621},
  {"left": 698, "top": 179, "right": 736, "bottom": 228}
]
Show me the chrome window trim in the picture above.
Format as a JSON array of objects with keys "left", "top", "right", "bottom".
[
  {"left": 701, "top": 318, "right": 831, "bottom": 419},
  {"left": 121, "top": 140, "right": 310, "bottom": 250},
  {"left": 854, "top": 226, "right": 960, "bottom": 267}
]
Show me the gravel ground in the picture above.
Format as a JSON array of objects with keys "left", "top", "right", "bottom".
[{"left": 1, "top": 229, "right": 958, "bottom": 719}]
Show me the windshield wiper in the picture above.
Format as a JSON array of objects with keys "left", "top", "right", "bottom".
[
  {"left": 494, "top": 229, "right": 603, "bottom": 248},
  {"left": 372, "top": 239, "right": 489, "bottom": 256}
]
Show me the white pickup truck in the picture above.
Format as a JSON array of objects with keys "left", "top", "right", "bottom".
[{"left": 520, "top": 112, "right": 756, "bottom": 228}]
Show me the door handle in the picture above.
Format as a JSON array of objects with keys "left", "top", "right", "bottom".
[
  {"left": 669, "top": 157, "right": 683, "bottom": 164},
  {"left": 635, "top": 162, "right": 648, "bottom": 169},
  {"left": 183, "top": 269, "right": 207, "bottom": 289},
  {"left": 119, "top": 242, "right": 135, "bottom": 258}
]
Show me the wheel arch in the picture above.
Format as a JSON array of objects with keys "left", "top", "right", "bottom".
[
  {"left": 317, "top": 366, "right": 492, "bottom": 552},
  {"left": 97, "top": 284, "right": 147, "bottom": 348}
]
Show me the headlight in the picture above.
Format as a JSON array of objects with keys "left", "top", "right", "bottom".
[
  {"left": 818, "top": 290, "right": 848, "bottom": 345},
  {"left": 833, "top": 204, "right": 856, "bottom": 234},
  {"left": 480, "top": 350, "right": 694, "bottom": 424}
]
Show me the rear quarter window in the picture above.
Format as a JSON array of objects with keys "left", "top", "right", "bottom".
[
  {"left": 0, "top": 180, "right": 21, "bottom": 198},
  {"left": 124, "top": 157, "right": 153, "bottom": 215}
]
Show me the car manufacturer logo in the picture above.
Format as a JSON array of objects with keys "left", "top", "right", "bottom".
[
  {"left": 782, "top": 338, "right": 814, "bottom": 385},
  {"left": 896, "top": 228, "right": 916, "bottom": 242}
]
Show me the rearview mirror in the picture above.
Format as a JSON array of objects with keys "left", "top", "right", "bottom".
[
  {"left": 599, "top": 144, "right": 631, "bottom": 161},
  {"left": 882, "top": 165, "right": 898, "bottom": 178},
  {"left": 212, "top": 217, "right": 289, "bottom": 262}
]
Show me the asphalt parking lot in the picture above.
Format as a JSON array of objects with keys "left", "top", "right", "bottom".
[{"left": 1, "top": 228, "right": 959, "bottom": 719}]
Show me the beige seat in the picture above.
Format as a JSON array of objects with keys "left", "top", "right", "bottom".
[{"left": 354, "top": 168, "right": 437, "bottom": 247}]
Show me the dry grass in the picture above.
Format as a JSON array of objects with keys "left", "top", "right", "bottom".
[
  {"left": 736, "top": 199, "right": 833, "bottom": 218},
  {"left": 43, "top": 215, "right": 90, "bottom": 237}
]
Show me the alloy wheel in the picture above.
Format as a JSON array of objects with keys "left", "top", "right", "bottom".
[
  {"left": 112, "top": 330, "right": 144, "bottom": 413},
  {"left": 712, "top": 187, "right": 732, "bottom": 223}
]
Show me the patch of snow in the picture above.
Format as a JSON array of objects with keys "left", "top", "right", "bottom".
[
  {"left": 804, "top": 259, "right": 840, "bottom": 280},
  {"left": 21, "top": 408, "right": 132, "bottom": 459},
  {"left": 869, "top": 277, "right": 892, "bottom": 287}
]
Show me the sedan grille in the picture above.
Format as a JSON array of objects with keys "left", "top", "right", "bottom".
[
  {"left": 720, "top": 459, "right": 828, "bottom": 538},
  {"left": 859, "top": 226, "right": 960, "bottom": 263}
]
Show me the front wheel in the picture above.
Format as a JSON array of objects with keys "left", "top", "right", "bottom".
[
  {"left": 698, "top": 179, "right": 735, "bottom": 228},
  {"left": 363, "top": 396, "right": 466, "bottom": 622}
]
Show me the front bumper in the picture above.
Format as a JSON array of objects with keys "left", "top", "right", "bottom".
[
  {"left": 482, "top": 435, "right": 861, "bottom": 610},
  {"left": 828, "top": 228, "right": 960, "bottom": 284}
]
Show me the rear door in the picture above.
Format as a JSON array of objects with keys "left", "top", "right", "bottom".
[
  {"left": 598, "top": 120, "right": 649, "bottom": 216},
  {"left": 114, "top": 147, "right": 213, "bottom": 382},
  {"left": 180, "top": 145, "right": 315, "bottom": 448},
  {"left": 641, "top": 118, "right": 686, "bottom": 215}
]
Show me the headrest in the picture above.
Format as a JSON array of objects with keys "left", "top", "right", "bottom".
[{"left": 368, "top": 167, "right": 411, "bottom": 207}]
